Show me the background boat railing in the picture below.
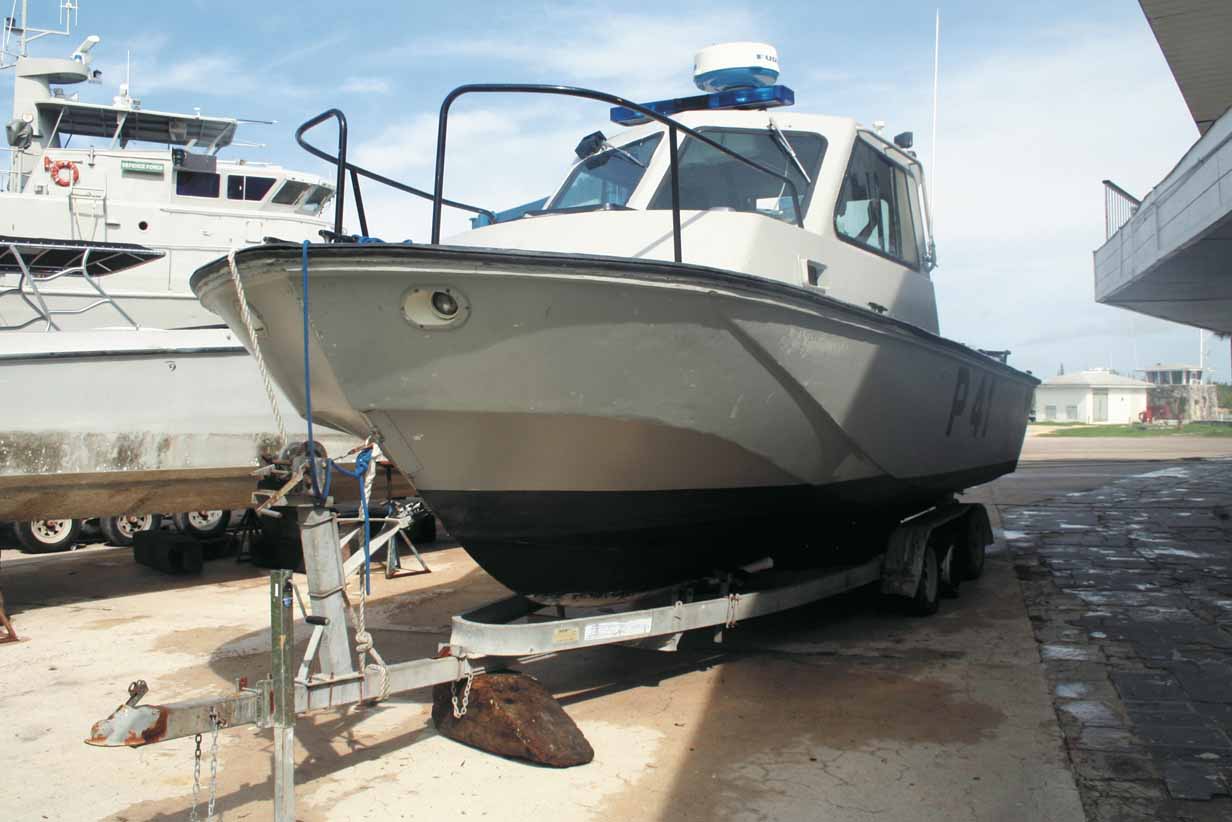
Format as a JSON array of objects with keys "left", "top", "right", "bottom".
[
  {"left": 0, "top": 241, "right": 140, "bottom": 331},
  {"left": 297, "top": 83, "right": 805, "bottom": 264},
  {"left": 1102, "top": 179, "right": 1141, "bottom": 240}
]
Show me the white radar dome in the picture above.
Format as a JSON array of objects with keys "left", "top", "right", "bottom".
[{"left": 693, "top": 42, "right": 780, "bottom": 92}]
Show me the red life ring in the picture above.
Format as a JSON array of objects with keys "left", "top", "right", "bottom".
[{"left": 46, "top": 158, "right": 79, "bottom": 187}]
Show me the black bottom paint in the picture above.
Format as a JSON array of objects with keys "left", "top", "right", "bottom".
[{"left": 422, "top": 462, "right": 1015, "bottom": 600}]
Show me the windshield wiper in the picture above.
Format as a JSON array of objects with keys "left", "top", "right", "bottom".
[
  {"left": 767, "top": 117, "right": 811, "bottom": 185},
  {"left": 605, "top": 141, "right": 647, "bottom": 169}
]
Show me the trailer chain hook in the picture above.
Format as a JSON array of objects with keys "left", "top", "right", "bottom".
[{"left": 451, "top": 669, "right": 474, "bottom": 719}]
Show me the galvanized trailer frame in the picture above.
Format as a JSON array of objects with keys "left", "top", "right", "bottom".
[{"left": 85, "top": 497, "right": 989, "bottom": 820}]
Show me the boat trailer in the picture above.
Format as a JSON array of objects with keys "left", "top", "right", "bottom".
[{"left": 83, "top": 486, "right": 991, "bottom": 820}]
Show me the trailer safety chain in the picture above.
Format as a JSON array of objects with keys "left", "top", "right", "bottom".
[
  {"left": 451, "top": 669, "right": 474, "bottom": 719},
  {"left": 227, "top": 247, "right": 288, "bottom": 450},
  {"left": 188, "top": 708, "right": 224, "bottom": 821}
]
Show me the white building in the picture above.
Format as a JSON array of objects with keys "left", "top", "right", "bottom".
[{"left": 1034, "top": 368, "right": 1151, "bottom": 424}]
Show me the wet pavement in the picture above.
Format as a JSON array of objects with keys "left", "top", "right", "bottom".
[{"left": 1004, "top": 458, "right": 1232, "bottom": 821}]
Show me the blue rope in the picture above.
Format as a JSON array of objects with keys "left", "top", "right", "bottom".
[
  {"left": 298, "top": 240, "right": 374, "bottom": 593},
  {"left": 330, "top": 449, "right": 374, "bottom": 594},
  {"left": 300, "top": 240, "right": 324, "bottom": 503}
]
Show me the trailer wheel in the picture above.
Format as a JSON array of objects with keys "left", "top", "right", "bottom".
[
  {"left": 173, "top": 510, "right": 231, "bottom": 538},
  {"left": 15, "top": 518, "right": 82, "bottom": 553},
  {"left": 909, "top": 544, "right": 941, "bottom": 616},
  {"left": 956, "top": 511, "right": 987, "bottom": 581},
  {"left": 100, "top": 513, "right": 163, "bottom": 547}
]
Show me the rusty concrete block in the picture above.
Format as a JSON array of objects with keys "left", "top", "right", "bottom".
[{"left": 432, "top": 671, "right": 594, "bottom": 768}]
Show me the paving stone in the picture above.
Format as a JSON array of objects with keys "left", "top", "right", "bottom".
[
  {"left": 1007, "top": 460, "right": 1232, "bottom": 821},
  {"left": 1112, "top": 671, "right": 1183, "bottom": 701},
  {"left": 1161, "top": 761, "right": 1229, "bottom": 800}
]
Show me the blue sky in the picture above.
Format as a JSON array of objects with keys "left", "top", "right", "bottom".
[{"left": 5, "top": 0, "right": 1224, "bottom": 381}]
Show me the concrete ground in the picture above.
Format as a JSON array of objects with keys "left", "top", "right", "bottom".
[{"left": 0, "top": 436, "right": 1228, "bottom": 821}]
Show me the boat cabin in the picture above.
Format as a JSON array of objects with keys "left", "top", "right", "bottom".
[{"left": 452, "top": 47, "right": 939, "bottom": 333}]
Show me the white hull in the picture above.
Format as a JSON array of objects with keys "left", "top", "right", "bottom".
[{"left": 0, "top": 328, "right": 358, "bottom": 520}]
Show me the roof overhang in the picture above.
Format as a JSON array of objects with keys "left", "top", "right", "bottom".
[
  {"left": 36, "top": 100, "right": 237, "bottom": 150},
  {"left": 1140, "top": 0, "right": 1232, "bottom": 133}
]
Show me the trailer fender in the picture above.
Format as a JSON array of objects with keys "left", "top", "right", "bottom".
[{"left": 880, "top": 504, "right": 979, "bottom": 598}]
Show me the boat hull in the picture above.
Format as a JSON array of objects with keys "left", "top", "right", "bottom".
[
  {"left": 193, "top": 244, "right": 1036, "bottom": 600},
  {"left": 0, "top": 328, "right": 360, "bottom": 521}
]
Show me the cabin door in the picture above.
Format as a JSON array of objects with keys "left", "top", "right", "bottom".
[{"left": 1092, "top": 390, "right": 1109, "bottom": 423}]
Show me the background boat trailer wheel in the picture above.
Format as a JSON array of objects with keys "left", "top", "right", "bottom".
[
  {"left": 14, "top": 518, "right": 82, "bottom": 553},
  {"left": 100, "top": 513, "right": 163, "bottom": 547},
  {"left": 173, "top": 509, "right": 231, "bottom": 538}
]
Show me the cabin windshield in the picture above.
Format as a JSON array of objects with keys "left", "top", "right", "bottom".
[
  {"left": 546, "top": 134, "right": 662, "bottom": 211},
  {"left": 649, "top": 127, "right": 825, "bottom": 224}
]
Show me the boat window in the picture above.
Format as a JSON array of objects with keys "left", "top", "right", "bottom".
[
  {"left": 176, "top": 170, "right": 220, "bottom": 198},
  {"left": 271, "top": 180, "right": 310, "bottom": 205},
  {"left": 298, "top": 185, "right": 333, "bottom": 215},
  {"left": 546, "top": 134, "right": 662, "bottom": 211},
  {"left": 226, "top": 175, "right": 276, "bottom": 201},
  {"left": 648, "top": 128, "right": 825, "bottom": 224},
  {"left": 835, "top": 139, "right": 922, "bottom": 267}
]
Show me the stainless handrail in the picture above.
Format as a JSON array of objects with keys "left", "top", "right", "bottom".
[
  {"left": 1102, "top": 179, "right": 1141, "bottom": 240},
  {"left": 0, "top": 242, "right": 141, "bottom": 331}
]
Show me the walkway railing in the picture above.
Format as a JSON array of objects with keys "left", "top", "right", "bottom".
[{"left": 1102, "top": 179, "right": 1141, "bottom": 240}]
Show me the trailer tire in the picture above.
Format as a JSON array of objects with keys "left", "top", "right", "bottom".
[
  {"left": 100, "top": 513, "right": 163, "bottom": 547},
  {"left": 173, "top": 510, "right": 231, "bottom": 538},
  {"left": 956, "top": 511, "right": 988, "bottom": 581},
  {"left": 15, "top": 518, "right": 82, "bottom": 553},
  {"left": 908, "top": 544, "right": 941, "bottom": 616}
]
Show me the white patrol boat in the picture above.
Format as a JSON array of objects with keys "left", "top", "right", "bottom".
[{"left": 193, "top": 43, "right": 1037, "bottom": 600}]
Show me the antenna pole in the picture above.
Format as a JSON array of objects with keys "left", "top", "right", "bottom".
[{"left": 930, "top": 8, "right": 940, "bottom": 223}]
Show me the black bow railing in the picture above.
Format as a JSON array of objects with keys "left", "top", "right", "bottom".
[{"left": 297, "top": 83, "right": 806, "bottom": 263}]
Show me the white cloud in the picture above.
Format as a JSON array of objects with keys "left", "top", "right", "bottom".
[
  {"left": 406, "top": 7, "right": 765, "bottom": 100},
  {"left": 340, "top": 77, "right": 391, "bottom": 95}
]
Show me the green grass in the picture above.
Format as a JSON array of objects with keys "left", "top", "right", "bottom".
[
  {"left": 1028, "top": 421, "right": 1087, "bottom": 426},
  {"left": 1041, "top": 423, "right": 1232, "bottom": 437}
]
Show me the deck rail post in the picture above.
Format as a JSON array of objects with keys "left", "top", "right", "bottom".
[{"left": 270, "top": 569, "right": 296, "bottom": 822}]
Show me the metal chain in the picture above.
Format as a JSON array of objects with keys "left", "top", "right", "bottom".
[
  {"left": 188, "top": 733, "right": 203, "bottom": 821},
  {"left": 207, "top": 709, "right": 222, "bottom": 819},
  {"left": 227, "top": 248, "right": 287, "bottom": 449},
  {"left": 451, "top": 669, "right": 474, "bottom": 719}
]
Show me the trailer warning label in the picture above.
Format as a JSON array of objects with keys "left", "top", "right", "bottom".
[{"left": 583, "top": 617, "right": 653, "bottom": 642}]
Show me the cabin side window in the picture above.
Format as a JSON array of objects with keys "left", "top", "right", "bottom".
[
  {"left": 271, "top": 181, "right": 310, "bottom": 205},
  {"left": 834, "top": 139, "right": 922, "bottom": 267},
  {"left": 176, "top": 170, "right": 220, "bottom": 198},
  {"left": 227, "top": 175, "right": 276, "bottom": 201},
  {"left": 298, "top": 185, "right": 333, "bottom": 215},
  {"left": 648, "top": 128, "right": 825, "bottom": 224}
]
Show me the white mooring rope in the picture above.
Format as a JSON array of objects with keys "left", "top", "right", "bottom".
[{"left": 227, "top": 248, "right": 288, "bottom": 450}]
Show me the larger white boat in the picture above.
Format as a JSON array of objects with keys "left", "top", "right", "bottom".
[
  {"left": 194, "top": 44, "right": 1037, "bottom": 600},
  {"left": 0, "top": 3, "right": 350, "bottom": 543}
]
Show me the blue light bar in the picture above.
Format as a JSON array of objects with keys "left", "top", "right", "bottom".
[{"left": 610, "top": 84, "right": 795, "bottom": 126}]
